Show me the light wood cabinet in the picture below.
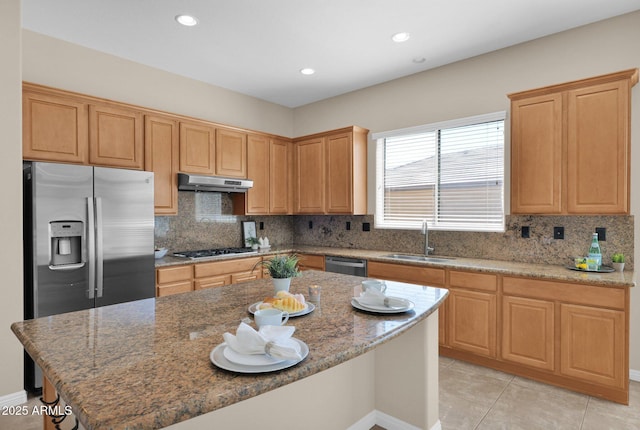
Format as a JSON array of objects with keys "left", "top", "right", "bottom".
[
  {"left": 269, "top": 138, "right": 292, "bottom": 214},
  {"left": 509, "top": 69, "right": 638, "bottom": 215},
  {"left": 502, "top": 295, "right": 554, "bottom": 371},
  {"left": 293, "top": 126, "right": 368, "bottom": 215},
  {"left": 367, "top": 261, "right": 445, "bottom": 286},
  {"left": 145, "top": 115, "right": 179, "bottom": 215},
  {"left": 233, "top": 136, "right": 291, "bottom": 215},
  {"left": 22, "top": 87, "right": 89, "bottom": 164},
  {"left": 560, "top": 303, "right": 625, "bottom": 389},
  {"left": 156, "top": 265, "right": 193, "bottom": 297},
  {"left": 193, "top": 256, "right": 262, "bottom": 290},
  {"left": 89, "top": 104, "right": 144, "bottom": 169},
  {"left": 297, "top": 254, "right": 325, "bottom": 271},
  {"left": 179, "top": 120, "right": 216, "bottom": 174},
  {"left": 216, "top": 128, "right": 247, "bottom": 178},
  {"left": 446, "top": 270, "right": 497, "bottom": 358},
  {"left": 294, "top": 136, "right": 325, "bottom": 213}
]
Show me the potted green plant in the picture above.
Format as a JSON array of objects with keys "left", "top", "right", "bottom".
[
  {"left": 254, "top": 253, "right": 301, "bottom": 293},
  {"left": 246, "top": 236, "right": 260, "bottom": 250},
  {"left": 611, "top": 253, "right": 625, "bottom": 272}
]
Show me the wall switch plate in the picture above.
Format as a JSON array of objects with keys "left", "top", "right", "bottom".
[
  {"left": 259, "top": 221, "right": 264, "bottom": 230},
  {"left": 554, "top": 226, "right": 564, "bottom": 240},
  {"left": 596, "top": 227, "right": 606, "bottom": 241},
  {"left": 308, "top": 221, "right": 313, "bottom": 229},
  {"left": 346, "top": 221, "right": 351, "bottom": 230},
  {"left": 521, "top": 226, "right": 530, "bottom": 238},
  {"left": 362, "top": 222, "right": 371, "bottom": 232}
]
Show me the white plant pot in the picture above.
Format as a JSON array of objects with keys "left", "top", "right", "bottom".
[
  {"left": 612, "top": 262, "right": 625, "bottom": 272},
  {"left": 272, "top": 277, "right": 292, "bottom": 294}
]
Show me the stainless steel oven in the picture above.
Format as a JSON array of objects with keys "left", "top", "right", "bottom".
[{"left": 324, "top": 256, "right": 367, "bottom": 277}]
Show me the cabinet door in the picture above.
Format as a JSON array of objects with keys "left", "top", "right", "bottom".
[
  {"left": 367, "top": 261, "right": 445, "bottom": 286},
  {"left": 216, "top": 128, "right": 247, "bottom": 178},
  {"left": 270, "top": 139, "right": 291, "bottom": 214},
  {"left": 179, "top": 121, "right": 216, "bottom": 174},
  {"left": 145, "top": 115, "right": 179, "bottom": 215},
  {"left": 297, "top": 254, "right": 325, "bottom": 271},
  {"left": 560, "top": 303, "right": 625, "bottom": 389},
  {"left": 294, "top": 137, "right": 325, "bottom": 213},
  {"left": 502, "top": 296, "right": 555, "bottom": 371},
  {"left": 89, "top": 104, "right": 144, "bottom": 169},
  {"left": 566, "top": 80, "right": 630, "bottom": 214},
  {"left": 448, "top": 289, "right": 497, "bottom": 357},
  {"left": 245, "top": 134, "right": 270, "bottom": 214},
  {"left": 23, "top": 90, "right": 88, "bottom": 164},
  {"left": 510, "top": 93, "right": 563, "bottom": 214},
  {"left": 325, "top": 132, "right": 353, "bottom": 213}
]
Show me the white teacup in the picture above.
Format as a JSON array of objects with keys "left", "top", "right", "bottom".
[
  {"left": 254, "top": 308, "right": 289, "bottom": 328},
  {"left": 361, "top": 280, "right": 387, "bottom": 293}
]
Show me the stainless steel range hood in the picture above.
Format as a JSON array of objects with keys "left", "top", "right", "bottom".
[{"left": 177, "top": 173, "right": 253, "bottom": 193}]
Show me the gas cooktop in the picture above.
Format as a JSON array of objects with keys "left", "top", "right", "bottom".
[{"left": 173, "top": 247, "right": 258, "bottom": 260}]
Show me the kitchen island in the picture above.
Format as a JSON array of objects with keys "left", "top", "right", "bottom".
[{"left": 11, "top": 270, "right": 448, "bottom": 430}]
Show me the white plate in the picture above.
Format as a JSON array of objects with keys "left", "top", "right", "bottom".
[
  {"left": 248, "top": 301, "right": 315, "bottom": 317},
  {"left": 222, "top": 337, "right": 301, "bottom": 366},
  {"left": 211, "top": 338, "right": 309, "bottom": 373},
  {"left": 351, "top": 297, "right": 415, "bottom": 314}
]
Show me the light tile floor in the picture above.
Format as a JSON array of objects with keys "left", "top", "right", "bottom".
[
  {"left": 439, "top": 356, "right": 640, "bottom": 430},
  {"left": 3, "top": 357, "right": 639, "bottom": 430}
]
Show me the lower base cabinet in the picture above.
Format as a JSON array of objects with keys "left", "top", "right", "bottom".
[
  {"left": 156, "top": 265, "right": 193, "bottom": 297},
  {"left": 448, "top": 289, "right": 497, "bottom": 358}
]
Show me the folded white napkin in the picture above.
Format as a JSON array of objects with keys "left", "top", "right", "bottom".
[
  {"left": 356, "top": 288, "right": 407, "bottom": 308},
  {"left": 223, "top": 322, "right": 302, "bottom": 361}
]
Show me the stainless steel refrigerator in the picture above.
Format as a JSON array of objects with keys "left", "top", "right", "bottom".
[{"left": 23, "top": 161, "right": 156, "bottom": 392}]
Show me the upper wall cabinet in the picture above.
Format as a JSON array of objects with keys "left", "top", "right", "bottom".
[
  {"left": 509, "top": 69, "right": 638, "bottom": 215},
  {"left": 179, "top": 120, "right": 216, "bottom": 175},
  {"left": 89, "top": 104, "right": 144, "bottom": 169},
  {"left": 23, "top": 85, "right": 89, "bottom": 164},
  {"left": 233, "top": 135, "right": 291, "bottom": 215},
  {"left": 216, "top": 128, "right": 247, "bottom": 178},
  {"left": 293, "top": 126, "right": 368, "bottom": 215},
  {"left": 145, "top": 114, "right": 179, "bottom": 215}
]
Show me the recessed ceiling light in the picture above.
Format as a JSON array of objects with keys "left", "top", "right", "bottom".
[
  {"left": 175, "top": 14, "right": 198, "bottom": 27},
  {"left": 392, "top": 32, "right": 411, "bottom": 43},
  {"left": 300, "top": 68, "right": 315, "bottom": 75}
]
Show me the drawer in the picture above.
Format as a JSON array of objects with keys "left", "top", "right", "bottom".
[
  {"left": 156, "top": 280, "right": 192, "bottom": 297},
  {"left": 194, "top": 256, "right": 262, "bottom": 278},
  {"left": 503, "top": 276, "right": 625, "bottom": 310},
  {"left": 194, "top": 275, "right": 231, "bottom": 290},
  {"left": 449, "top": 270, "right": 497, "bottom": 292},
  {"left": 368, "top": 261, "right": 445, "bottom": 286},
  {"left": 157, "top": 265, "right": 193, "bottom": 284}
]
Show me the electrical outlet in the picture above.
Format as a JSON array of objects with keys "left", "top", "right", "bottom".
[
  {"left": 362, "top": 222, "right": 370, "bottom": 232},
  {"left": 554, "top": 226, "right": 564, "bottom": 240},
  {"left": 308, "top": 221, "right": 313, "bottom": 229},
  {"left": 346, "top": 221, "right": 351, "bottom": 230},
  {"left": 521, "top": 226, "right": 530, "bottom": 238},
  {"left": 259, "top": 221, "right": 264, "bottom": 230},
  {"left": 595, "top": 227, "right": 606, "bottom": 241}
]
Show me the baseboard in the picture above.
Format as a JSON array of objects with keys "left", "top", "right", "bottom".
[
  {"left": 347, "top": 410, "right": 441, "bottom": 430},
  {"left": 0, "top": 390, "right": 27, "bottom": 409},
  {"left": 630, "top": 368, "right": 640, "bottom": 382}
]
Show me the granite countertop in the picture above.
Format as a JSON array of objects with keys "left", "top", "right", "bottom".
[
  {"left": 156, "top": 245, "right": 635, "bottom": 288},
  {"left": 11, "top": 271, "right": 448, "bottom": 430}
]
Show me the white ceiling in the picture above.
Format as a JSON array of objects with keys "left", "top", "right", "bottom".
[{"left": 22, "top": 0, "right": 640, "bottom": 108}]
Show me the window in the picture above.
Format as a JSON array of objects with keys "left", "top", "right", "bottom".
[{"left": 374, "top": 112, "right": 505, "bottom": 232}]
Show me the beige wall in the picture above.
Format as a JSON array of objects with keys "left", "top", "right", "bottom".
[
  {"left": 0, "top": 0, "right": 24, "bottom": 398},
  {"left": 293, "top": 11, "right": 640, "bottom": 373},
  {"left": 22, "top": 31, "right": 294, "bottom": 138}
]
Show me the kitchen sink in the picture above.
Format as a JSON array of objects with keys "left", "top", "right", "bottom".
[{"left": 383, "top": 254, "right": 455, "bottom": 263}]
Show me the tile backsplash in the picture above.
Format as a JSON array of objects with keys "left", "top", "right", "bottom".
[{"left": 156, "top": 192, "right": 633, "bottom": 269}]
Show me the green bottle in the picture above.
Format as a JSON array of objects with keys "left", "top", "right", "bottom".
[{"left": 588, "top": 233, "right": 602, "bottom": 268}]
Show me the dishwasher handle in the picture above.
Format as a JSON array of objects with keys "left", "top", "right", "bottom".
[{"left": 325, "top": 257, "right": 366, "bottom": 268}]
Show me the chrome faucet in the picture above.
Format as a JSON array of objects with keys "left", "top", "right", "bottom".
[{"left": 422, "top": 220, "right": 435, "bottom": 256}]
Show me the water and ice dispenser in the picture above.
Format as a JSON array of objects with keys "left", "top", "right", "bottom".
[{"left": 49, "top": 221, "right": 84, "bottom": 268}]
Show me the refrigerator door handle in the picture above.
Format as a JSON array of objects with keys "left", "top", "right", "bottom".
[
  {"left": 87, "top": 197, "right": 96, "bottom": 300},
  {"left": 48, "top": 262, "right": 86, "bottom": 271},
  {"left": 95, "top": 197, "right": 104, "bottom": 298}
]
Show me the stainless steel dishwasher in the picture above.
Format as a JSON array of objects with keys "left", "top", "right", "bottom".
[{"left": 324, "top": 256, "right": 367, "bottom": 277}]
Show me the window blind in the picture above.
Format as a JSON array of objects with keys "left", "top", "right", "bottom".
[{"left": 375, "top": 113, "right": 505, "bottom": 232}]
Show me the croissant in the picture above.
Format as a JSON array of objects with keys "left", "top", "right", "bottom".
[{"left": 272, "top": 296, "right": 306, "bottom": 312}]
